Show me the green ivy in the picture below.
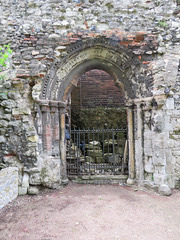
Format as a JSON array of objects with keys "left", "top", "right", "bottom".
[{"left": 0, "top": 44, "right": 12, "bottom": 71}]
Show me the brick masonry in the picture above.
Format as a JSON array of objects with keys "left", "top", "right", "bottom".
[{"left": 71, "top": 69, "right": 124, "bottom": 109}]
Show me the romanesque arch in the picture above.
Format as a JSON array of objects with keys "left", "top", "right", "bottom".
[
  {"left": 41, "top": 38, "right": 152, "bottom": 101},
  {"left": 36, "top": 38, "right": 152, "bottom": 184}
]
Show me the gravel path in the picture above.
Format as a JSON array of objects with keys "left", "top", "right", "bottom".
[{"left": 0, "top": 182, "right": 180, "bottom": 240}]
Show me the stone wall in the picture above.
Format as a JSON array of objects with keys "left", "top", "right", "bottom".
[
  {"left": 0, "top": 0, "right": 179, "bottom": 193},
  {"left": 0, "top": 167, "right": 18, "bottom": 209}
]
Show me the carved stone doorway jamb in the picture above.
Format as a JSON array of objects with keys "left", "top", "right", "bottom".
[
  {"left": 127, "top": 99, "right": 144, "bottom": 184},
  {"left": 126, "top": 103, "right": 135, "bottom": 181},
  {"left": 58, "top": 101, "right": 69, "bottom": 185}
]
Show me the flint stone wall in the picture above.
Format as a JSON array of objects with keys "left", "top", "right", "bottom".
[
  {"left": 0, "top": 0, "right": 179, "bottom": 192},
  {"left": 0, "top": 167, "right": 18, "bottom": 209}
]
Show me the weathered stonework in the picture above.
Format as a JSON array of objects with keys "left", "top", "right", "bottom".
[
  {"left": 0, "top": 167, "right": 18, "bottom": 209},
  {"left": 0, "top": 0, "right": 179, "bottom": 198}
]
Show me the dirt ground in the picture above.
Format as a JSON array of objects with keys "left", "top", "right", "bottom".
[{"left": 0, "top": 182, "right": 180, "bottom": 240}]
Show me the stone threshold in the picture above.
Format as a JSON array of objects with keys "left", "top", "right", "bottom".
[{"left": 68, "top": 174, "right": 128, "bottom": 185}]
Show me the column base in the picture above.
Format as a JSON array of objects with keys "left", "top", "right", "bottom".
[{"left": 127, "top": 178, "right": 135, "bottom": 186}]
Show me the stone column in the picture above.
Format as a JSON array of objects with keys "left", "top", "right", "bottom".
[
  {"left": 50, "top": 101, "right": 60, "bottom": 156},
  {"left": 58, "top": 101, "right": 68, "bottom": 185},
  {"left": 34, "top": 104, "right": 43, "bottom": 154},
  {"left": 127, "top": 106, "right": 135, "bottom": 180},
  {"left": 40, "top": 100, "right": 52, "bottom": 155},
  {"left": 135, "top": 103, "right": 144, "bottom": 182}
]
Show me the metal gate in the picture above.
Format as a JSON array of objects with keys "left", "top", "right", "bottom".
[{"left": 66, "top": 128, "right": 128, "bottom": 176}]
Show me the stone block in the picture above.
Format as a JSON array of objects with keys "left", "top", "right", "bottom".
[
  {"left": 29, "top": 172, "right": 41, "bottom": 185},
  {"left": 145, "top": 163, "right": 154, "bottom": 173},
  {"left": 40, "top": 157, "right": 60, "bottom": 189},
  {"left": 167, "top": 139, "right": 175, "bottom": 148},
  {"left": 22, "top": 173, "right": 29, "bottom": 188},
  {"left": 18, "top": 187, "right": 27, "bottom": 195},
  {"left": 144, "top": 147, "right": 152, "bottom": 156},
  {"left": 0, "top": 167, "right": 18, "bottom": 209},
  {"left": 104, "top": 153, "right": 119, "bottom": 164},
  {"left": 3, "top": 155, "right": 23, "bottom": 170},
  {"left": 144, "top": 131, "right": 152, "bottom": 140},
  {"left": 1, "top": 99, "right": 16, "bottom": 109},
  {"left": 0, "top": 114, "right": 11, "bottom": 121},
  {"left": 155, "top": 166, "right": 166, "bottom": 175},
  {"left": 28, "top": 135, "right": 38, "bottom": 143},
  {"left": 126, "top": 178, "right": 135, "bottom": 186},
  {"left": 85, "top": 156, "right": 94, "bottom": 163},
  {"left": 153, "top": 155, "right": 166, "bottom": 166},
  {"left": 0, "top": 93, "right": 8, "bottom": 100},
  {"left": 12, "top": 108, "right": 31, "bottom": 115},
  {"left": 144, "top": 139, "right": 152, "bottom": 149},
  {"left": 0, "top": 120, "right": 9, "bottom": 128},
  {"left": 165, "top": 98, "right": 174, "bottom": 110},
  {"left": 153, "top": 173, "right": 165, "bottom": 184},
  {"left": 172, "top": 151, "right": 180, "bottom": 156},
  {"left": 0, "top": 136, "right": 6, "bottom": 143},
  {"left": 32, "top": 50, "right": 39, "bottom": 56},
  {"left": 158, "top": 184, "right": 172, "bottom": 196},
  {"left": 143, "top": 180, "right": 158, "bottom": 191},
  {"left": 28, "top": 186, "right": 39, "bottom": 195}
]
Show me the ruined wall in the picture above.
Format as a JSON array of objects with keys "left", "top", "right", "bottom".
[{"left": 0, "top": 0, "right": 179, "bottom": 193}]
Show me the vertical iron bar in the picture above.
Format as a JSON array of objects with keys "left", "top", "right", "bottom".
[
  {"left": 107, "top": 130, "right": 109, "bottom": 156},
  {"left": 88, "top": 128, "right": 91, "bottom": 175},
  {"left": 76, "top": 129, "right": 78, "bottom": 175},
  {"left": 117, "top": 129, "right": 120, "bottom": 174},
  {"left": 93, "top": 129, "right": 95, "bottom": 174},
  {"left": 98, "top": 128, "right": 100, "bottom": 174},
  {"left": 78, "top": 128, "right": 80, "bottom": 176},
  {"left": 122, "top": 129, "right": 125, "bottom": 174},
  {"left": 112, "top": 128, "right": 115, "bottom": 175},
  {"left": 74, "top": 128, "right": 76, "bottom": 175},
  {"left": 83, "top": 129, "right": 85, "bottom": 173},
  {"left": 69, "top": 129, "right": 71, "bottom": 176},
  {"left": 102, "top": 128, "right": 104, "bottom": 164}
]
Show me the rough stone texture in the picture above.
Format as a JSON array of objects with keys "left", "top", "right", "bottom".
[
  {"left": 0, "top": 167, "right": 18, "bottom": 209},
  {"left": 0, "top": 0, "right": 179, "bottom": 193},
  {"left": 18, "top": 186, "right": 27, "bottom": 196},
  {"left": 39, "top": 156, "right": 61, "bottom": 189},
  {"left": 158, "top": 184, "right": 172, "bottom": 196},
  {"left": 27, "top": 186, "right": 40, "bottom": 195}
]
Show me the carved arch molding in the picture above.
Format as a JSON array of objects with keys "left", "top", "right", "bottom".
[{"left": 35, "top": 38, "right": 154, "bottom": 182}]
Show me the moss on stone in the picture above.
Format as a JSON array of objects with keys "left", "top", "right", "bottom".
[{"left": 41, "top": 167, "right": 48, "bottom": 179}]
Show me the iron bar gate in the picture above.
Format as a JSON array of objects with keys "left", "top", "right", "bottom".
[{"left": 66, "top": 128, "right": 128, "bottom": 176}]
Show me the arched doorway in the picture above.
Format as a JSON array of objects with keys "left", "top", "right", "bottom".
[
  {"left": 65, "top": 69, "right": 128, "bottom": 181},
  {"left": 36, "top": 38, "right": 150, "bottom": 185}
]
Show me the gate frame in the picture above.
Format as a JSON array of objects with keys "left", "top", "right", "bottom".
[{"left": 66, "top": 127, "right": 129, "bottom": 177}]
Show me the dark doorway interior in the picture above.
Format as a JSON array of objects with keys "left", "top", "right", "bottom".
[
  {"left": 71, "top": 69, "right": 126, "bottom": 129},
  {"left": 66, "top": 69, "right": 128, "bottom": 180}
]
